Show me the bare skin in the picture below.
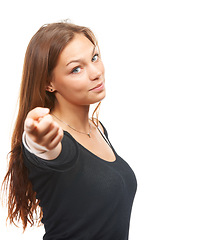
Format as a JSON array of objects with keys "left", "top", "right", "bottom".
[{"left": 24, "top": 34, "right": 115, "bottom": 162}]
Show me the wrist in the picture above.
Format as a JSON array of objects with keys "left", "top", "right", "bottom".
[
  {"left": 22, "top": 131, "right": 48, "bottom": 155},
  {"left": 22, "top": 131, "right": 62, "bottom": 160}
]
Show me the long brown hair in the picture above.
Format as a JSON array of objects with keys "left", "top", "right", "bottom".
[{"left": 2, "top": 21, "right": 101, "bottom": 231}]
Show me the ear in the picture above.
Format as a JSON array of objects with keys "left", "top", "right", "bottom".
[{"left": 46, "top": 82, "right": 56, "bottom": 93}]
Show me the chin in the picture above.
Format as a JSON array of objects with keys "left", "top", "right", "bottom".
[
  {"left": 92, "top": 91, "right": 106, "bottom": 104},
  {"left": 82, "top": 92, "right": 105, "bottom": 105}
]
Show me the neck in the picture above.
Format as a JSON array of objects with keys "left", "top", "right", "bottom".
[{"left": 51, "top": 101, "right": 90, "bottom": 132}]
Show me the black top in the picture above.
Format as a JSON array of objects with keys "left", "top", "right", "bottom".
[{"left": 23, "top": 124, "right": 137, "bottom": 240}]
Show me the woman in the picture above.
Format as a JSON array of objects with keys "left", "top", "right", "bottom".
[{"left": 2, "top": 21, "right": 137, "bottom": 239}]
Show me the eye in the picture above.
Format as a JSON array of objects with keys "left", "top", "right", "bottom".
[
  {"left": 71, "top": 66, "right": 81, "bottom": 74},
  {"left": 92, "top": 54, "right": 99, "bottom": 62}
]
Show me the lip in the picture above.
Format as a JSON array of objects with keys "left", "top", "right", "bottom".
[{"left": 89, "top": 82, "right": 105, "bottom": 92}]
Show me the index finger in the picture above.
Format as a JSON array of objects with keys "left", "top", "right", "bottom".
[{"left": 27, "top": 107, "right": 50, "bottom": 121}]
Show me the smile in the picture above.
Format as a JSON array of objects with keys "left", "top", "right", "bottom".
[{"left": 89, "top": 82, "right": 105, "bottom": 92}]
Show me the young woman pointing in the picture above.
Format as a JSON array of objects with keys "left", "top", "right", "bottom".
[{"left": 3, "top": 22, "right": 137, "bottom": 240}]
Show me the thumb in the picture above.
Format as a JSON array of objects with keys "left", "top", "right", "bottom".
[{"left": 24, "top": 118, "right": 36, "bottom": 133}]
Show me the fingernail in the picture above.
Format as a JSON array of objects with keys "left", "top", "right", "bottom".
[{"left": 40, "top": 108, "right": 50, "bottom": 115}]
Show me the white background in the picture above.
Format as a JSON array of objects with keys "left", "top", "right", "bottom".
[{"left": 0, "top": 0, "right": 207, "bottom": 239}]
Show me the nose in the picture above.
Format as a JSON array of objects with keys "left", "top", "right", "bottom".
[{"left": 88, "top": 63, "right": 102, "bottom": 81}]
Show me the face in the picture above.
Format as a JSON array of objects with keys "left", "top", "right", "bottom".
[{"left": 49, "top": 34, "right": 106, "bottom": 107}]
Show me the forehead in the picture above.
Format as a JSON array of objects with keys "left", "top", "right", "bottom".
[{"left": 59, "top": 34, "right": 95, "bottom": 63}]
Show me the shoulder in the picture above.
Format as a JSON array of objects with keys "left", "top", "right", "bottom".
[
  {"left": 98, "top": 121, "right": 109, "bottom": 138},
  {"left": 90, "top": 118, "right": 108, "bottom": 137}
]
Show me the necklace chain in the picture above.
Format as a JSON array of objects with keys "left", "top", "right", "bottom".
[{"left": 51, "top": 114, "right": 92, "bottom": 138}]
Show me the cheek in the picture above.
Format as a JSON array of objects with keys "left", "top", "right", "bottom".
[{"left": 55, "top": 74, "right": 88, "bottom": 95}]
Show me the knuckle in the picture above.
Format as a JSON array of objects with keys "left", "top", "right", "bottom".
[
  {"left": 44, "top": 116, "right": 53, "bottom": 126},
  {"left": 53, "top": 122, "right": 59, "bottom": 129},
  {"left": 47, "top": 114, "right": 53, "bottom": 123},
  {"left": 47, "top": 114, "right": 53, "bottom": 121},
  {"left": 36, "top": 138, "right": 45, "bottom": 147},
  {"left": 47, "top": 144, "right": 54, "bottom": 151},
  {"left": 51, "top": 123, "right": 58, "bottom": 132},
  {"left": 59, "top": 130, "right": 64, "bottom": 139}
]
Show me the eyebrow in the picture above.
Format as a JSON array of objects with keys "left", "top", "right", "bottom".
[{"left": 66, "top": 46, "right": 96, "bottom": 66}]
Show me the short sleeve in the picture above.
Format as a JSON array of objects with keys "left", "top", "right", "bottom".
[{"left": 23, "top": 132, "right": 79, "bottom": 172}]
